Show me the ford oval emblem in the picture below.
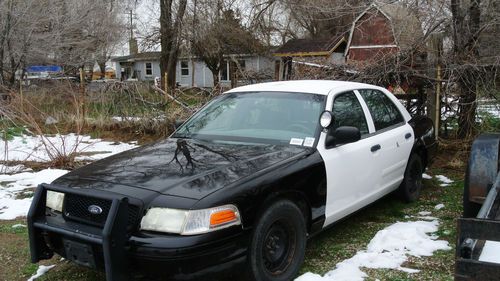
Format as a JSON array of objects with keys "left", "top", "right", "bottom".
[{"left": 88, "top": 205, "right": 103, "bottom": 215}]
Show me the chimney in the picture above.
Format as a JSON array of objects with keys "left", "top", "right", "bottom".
[{"left": 129, "top": 38, "right": 138, "bottom": 55}]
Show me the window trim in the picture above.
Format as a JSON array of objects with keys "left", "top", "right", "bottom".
[
  {"left": 180, "top": 60, "right": 189, "bottom": 76},
  {"left": 220, "top": 61, "right": 230, "bottom": 81},
  {"left": 144, "top": 62, "right": 153, "bottom": 77}
]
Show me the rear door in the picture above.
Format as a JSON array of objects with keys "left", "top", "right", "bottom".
[{"left": 357, "top": 89, "right": 414, "bottom": 193}]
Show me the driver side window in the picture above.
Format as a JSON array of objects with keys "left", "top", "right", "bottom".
[{"left": 332, "top": 91, "right": 369, "bottom": 135}]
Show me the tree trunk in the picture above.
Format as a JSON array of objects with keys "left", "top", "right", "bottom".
[
  {"left": 452, "top": 0, "right": 481, "bottom": 138},
  {"left": 98, "top": 61, "right": 106, "bottom": 79},
  {"left": 159, "top": 0, "right": 187, "bottom": 91}
]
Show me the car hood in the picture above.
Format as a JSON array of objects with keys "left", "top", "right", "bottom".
[{"left": 53, "top": 138, "right": 312, "bottom": 200}]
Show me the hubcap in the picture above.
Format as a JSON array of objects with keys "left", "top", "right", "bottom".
[{"left": 262, "top": 220, "right": 296, "bottom": 275}]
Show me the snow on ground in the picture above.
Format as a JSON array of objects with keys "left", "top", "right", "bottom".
[
  {"left": 435, "top": 175, "right": 453, "bottom": 187},
  {"left": 27, "top": 265, "right": 56, "bottom": 281},
  {"left": 1, "top": 133, "right": 138, "bottom": 163},
  {"left": 0, "top": 164, "right": 30, "bottom": 174},
  {"left": 435, "top": 203, "right": 445, "bottom": 210},
  {"left": 0, "top": 133, "right": 138, "bottom": 220},
  {"left": 12, "top": 223, "right": 26, "bottom": 228},
  {"left": 0, "top": 169, "right": 69, "bottom": 220},
  {"left": 295, "top": 219, "right": 451, "bottom": 281},
  {"left": 422, "top": 173, "right": 432, "bottom": 179},
  {"left": 479, "top": 241, "right": 500, "bottom": 264},
  {"left": 112, "top": 116, "right": 144, "bottom": 122}
]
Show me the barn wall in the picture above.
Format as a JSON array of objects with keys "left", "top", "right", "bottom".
[{"left": 350, "top": 10, "right": 396, "bottom": 46}]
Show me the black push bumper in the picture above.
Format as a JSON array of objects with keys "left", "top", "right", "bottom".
[
  {"left": 28, "top": 183, "right": 130, "bottom": 280},
  {"left": 28, "top": 184, "right": 248, "bottom": 281}
]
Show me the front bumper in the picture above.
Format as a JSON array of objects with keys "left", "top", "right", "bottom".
[{"left": 28, "top": 184, "right": 249, "bottom": 281}]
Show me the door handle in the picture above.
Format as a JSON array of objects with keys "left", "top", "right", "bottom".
[
  {"left": 405, "top": 133, "right": 412, "bottom": 139},
  {"left": 371, "top": 144, "right": 381, "bottom": 152}
]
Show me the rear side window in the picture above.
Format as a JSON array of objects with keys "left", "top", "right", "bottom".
[
  {"left": 332, "top": 91, "right": 369, "bottom": 135},
  {"left": 359, "top": 89, "right": 404, "bottom": 131}
]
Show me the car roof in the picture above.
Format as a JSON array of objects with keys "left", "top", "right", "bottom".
[{"left": 225, "top": 80, "right": 384, "bottom": 96}]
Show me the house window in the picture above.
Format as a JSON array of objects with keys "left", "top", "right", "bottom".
[
  {"left": 238, "top": 60, "right": 246, "bottom": 71},
  {"left": 145, "top": 62, "right": 153, "bottom": 76},
  {"left": 181, "top": 61, "right": 189, "bottom": 76},
  {"left": 220, "top": 61, "right": 229, "bottom": 81}
]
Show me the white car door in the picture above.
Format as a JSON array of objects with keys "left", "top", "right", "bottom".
[
  {"left": 318, "top": 91, "right": 381, "bottom": 226},
  {"left": 357, "top": 89, "right": 414, "bottom": 193}
]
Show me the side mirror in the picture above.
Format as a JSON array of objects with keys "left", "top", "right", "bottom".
[
  {"left": 319, "top": 111, "right": 334, "bottom": 129},
  {"left": 325, "top": 126, "right": 361, "bottom": 147},
  {"left": 174, "top": 120, "right": 185, "bottom": 130}
]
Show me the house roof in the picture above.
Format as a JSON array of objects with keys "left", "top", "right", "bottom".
[
  {"left": 346, "top": 1, "right": 423, "bottom": 54},
  {"left": 112, "top": 52, "right": 268, "bottom": 63},
  {"left": 274, "top": 34, "right": 347, "bottom": 57},
  {"left": 111, "top": 52, "right": 161, "bottom": 62}
]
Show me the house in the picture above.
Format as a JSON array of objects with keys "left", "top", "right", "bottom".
[
  {"left": 111, "top": 52, "right": 274, "bottom": 88},
  {"left": 273, "top": 34, "right": 347, "bottom": 80},
  {"left": 274, "top": 1, "right": 423, "bottom": 79}
]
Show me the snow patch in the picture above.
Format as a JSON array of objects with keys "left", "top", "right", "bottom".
[
  {"left": 12, "top": 224, "right": 26, "bottom": 228},
  {"left": 418, "top": 211, "right": 432, "bottom": 216},
  {"left": 0, "top": 164, "right": 30, "bottom": 174},
  {"left": 295, "top": 220, "right": 451, "bottom": 281},
  {"left": 27, "top": 264, "right": 55, "bottom": 281},
  {"left": 435, "top": 175, "right": 453, "bottom": 184},
  {"left": 1, "top": 133, "right": 137, "bottom": 163},
  {"left": 422, "top": 173, "right": 432, "bottom": 179},
  {"left": 0, "top": 169, "right": 68, "bottom": 220},
  {"left": 435, "top": 204, "right": 445, "bottom": 210}
]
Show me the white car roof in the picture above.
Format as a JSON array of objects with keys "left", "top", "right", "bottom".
[{"left": 225, "top": 80, "right": 386, "bottom": 96}]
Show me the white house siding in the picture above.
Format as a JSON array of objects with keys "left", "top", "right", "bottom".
[{"left": 114, "top": 55, "right": 273, "bottom": 87}]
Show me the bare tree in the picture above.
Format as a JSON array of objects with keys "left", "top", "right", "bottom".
[
  {"left": 0, "top": 0, "right": 124, "bottom": 86},
  {"left": 159, "top": 0, "right": 188, "bottom": 90},
  {"left": 191, "top": 1, "right": 262, "bottom": 88}
]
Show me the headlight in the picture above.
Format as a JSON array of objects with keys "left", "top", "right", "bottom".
[
  {"left": 46, "top": 191, "right": 65, "bottom": 212},
  {"left": 140, "top": 204, "right": 241, "bottom": 235}
]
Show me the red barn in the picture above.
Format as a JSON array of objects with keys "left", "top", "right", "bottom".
[{"left": 345, "top": 2, "right": 423, "bottom": 63}]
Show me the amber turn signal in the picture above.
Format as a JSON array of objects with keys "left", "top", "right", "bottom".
[{"left": 210, "top": 210, "right": 238, "bottom": 227}]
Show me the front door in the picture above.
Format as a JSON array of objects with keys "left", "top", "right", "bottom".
[{"left": 317, "top": 91, "right": 380, "bottom": 226}]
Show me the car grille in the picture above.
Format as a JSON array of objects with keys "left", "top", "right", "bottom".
[{"left": 63, "top": 193, "right": 141, "bottom": 229}]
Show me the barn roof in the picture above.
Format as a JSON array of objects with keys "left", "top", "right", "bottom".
[{"left": 274, "top": 33, "right": 346, "bottom": 57}]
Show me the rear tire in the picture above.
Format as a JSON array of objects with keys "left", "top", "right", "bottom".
[
  {"left": 247, "top": 200, "right": 306, "bottom": 281},
  {"left": 399, "top": 154, "right": 423, "bottom": 203}
]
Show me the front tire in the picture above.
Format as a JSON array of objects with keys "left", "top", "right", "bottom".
[
  {"left": 247, "top": 200, "right": 306, "bottom": 281},
  {"left": 399, "top": 154, "right": 423, "bottom": 202}
]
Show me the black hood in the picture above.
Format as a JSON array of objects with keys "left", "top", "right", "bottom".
[{"left": 52, "top": 138, "right": 312, "bottom": 200}]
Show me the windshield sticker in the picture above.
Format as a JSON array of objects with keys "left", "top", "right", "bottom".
[
  {"left": 290, "top": 138, "right": 304, "bottom": 146},
  {"left": 303, "top": 137, "right": 315, "bottom": 147}
]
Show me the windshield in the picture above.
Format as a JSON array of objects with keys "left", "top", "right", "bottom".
[{"left": 173, "top": 91, "right": 326, "bottom": 145}]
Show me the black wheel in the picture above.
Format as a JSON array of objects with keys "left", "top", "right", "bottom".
[
  {"left": 247, "top": 200, "right": 306, "bottom": 281},
  {"left": 399, "top": 154, "right": 423, "bottom": 202}
]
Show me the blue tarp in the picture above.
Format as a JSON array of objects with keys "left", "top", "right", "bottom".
[{"left": 26, "top": 65, "right": 62, "bottom": 73}]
